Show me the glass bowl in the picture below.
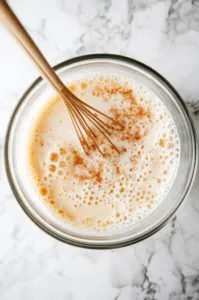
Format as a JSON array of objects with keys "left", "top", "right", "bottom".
[{"left": 4, "top": 54, "right": 198, "bottom": 249}]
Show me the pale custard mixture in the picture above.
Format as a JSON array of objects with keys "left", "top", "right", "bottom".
[{"left": 28, "top": 75, "right": 180, "bottom": 231}]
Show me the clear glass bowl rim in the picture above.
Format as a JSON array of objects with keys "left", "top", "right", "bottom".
[{"left": 4, "top": 54, "right": 198, "bottom": 249}]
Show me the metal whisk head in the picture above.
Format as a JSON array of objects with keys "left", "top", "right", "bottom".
[
  {"left": 0, "top": 1, "right": 122, "bottom": 157},
  {"left": 59, "top": 87, "right": 122, "bottom": 156}
]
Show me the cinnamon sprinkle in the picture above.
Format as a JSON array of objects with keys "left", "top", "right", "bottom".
[{"left": 63, "top": 80, "right": 153, "bottom": 186}]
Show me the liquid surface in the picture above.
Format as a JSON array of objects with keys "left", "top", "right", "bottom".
[{"left": 28, "top": 75, "right": 180, "bottom": 231}]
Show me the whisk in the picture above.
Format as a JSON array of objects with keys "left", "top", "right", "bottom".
[{"left": 0, "top": 1, "right": 121, "bottom": 156}]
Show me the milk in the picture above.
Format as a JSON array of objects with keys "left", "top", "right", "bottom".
[{"left": 28, "top": 74, "right": 180, "bottom": 232}]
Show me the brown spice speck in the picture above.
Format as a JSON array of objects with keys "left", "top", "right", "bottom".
[
  {"left": 50, "top": 152, "right": 59, "bottom": 162},
  {"left": 116, "top": 166, "right": 120, "bottom": 174},
  {"left": 159, "top": 138, "right": 165, "bottom": 147},
  {"left": 81, "top": 82, "right": 87, "bottom": 90},
  {"left": 59, "top": 147, "right": 67, "bottom": 155},
  {"left": 40, "top": 187, "right": 47, "bottom": 196},
  {"left": 73, "top": 152, "right": 83, "bottom": 165},
  {"left": 96, "top": 171, "right": 102, "bottom": 183},
  {"left": 49, "top": 164, "right": 56, "bottom": 172}
]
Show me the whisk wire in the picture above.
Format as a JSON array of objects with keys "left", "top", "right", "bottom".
[
  {"left": 63, "top": 88, "right": 123, "bottom": 129},
  {"left": 60, "top": 88, "right": 121, "bottom": 156},
  {"left": 67, "top": 105, "right": 90, "bottom": 155},
  {"left": 62, "top": 91, "right": 104, "bottom": 156},
  {"left": 62, "top": 90, "right": 112, "bottom": 136}
]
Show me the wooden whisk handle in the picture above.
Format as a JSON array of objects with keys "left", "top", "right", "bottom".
[{"left": 0, "top": 0, "right": 65, "bottom": 92}]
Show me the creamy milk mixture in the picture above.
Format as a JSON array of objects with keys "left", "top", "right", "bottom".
[{"left": 28, "top": 74, "right": 180, "bottom": 231}]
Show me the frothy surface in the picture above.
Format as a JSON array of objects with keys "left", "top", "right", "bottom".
[{"left": 28, "top": 75, "right": 180, "bottom": 231}]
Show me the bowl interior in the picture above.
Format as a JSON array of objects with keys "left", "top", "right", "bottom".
[{"left": 5, "top": 55, "right": 197, "bottom": 248}]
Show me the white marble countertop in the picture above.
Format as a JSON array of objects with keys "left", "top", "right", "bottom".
[{"left": 0, "top": 0, "right": 199, "bottom": 299}]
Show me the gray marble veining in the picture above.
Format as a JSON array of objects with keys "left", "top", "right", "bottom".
[{"left": 0, "top": 0, "right": 199, "bottom": 299}]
